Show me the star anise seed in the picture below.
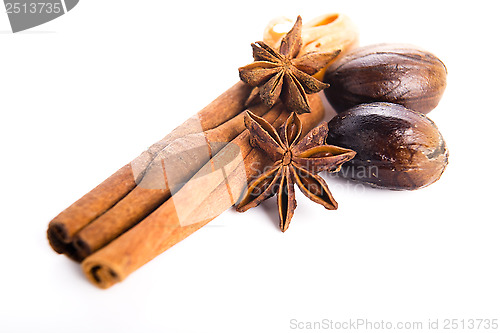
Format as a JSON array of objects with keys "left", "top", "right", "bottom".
[
  {"left": 238, "top": 16, "right": 340, "bottom": 114},
  {"left": 236, "top": 111, "right": 356, "bottom": 232}
]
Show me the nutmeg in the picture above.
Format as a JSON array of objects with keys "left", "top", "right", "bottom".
[
  {"left": 323, "top": 44, "right": 447, "bottom": 114},
  {"left": 327, "top": 102, "right": 448, "bottom": 190}
]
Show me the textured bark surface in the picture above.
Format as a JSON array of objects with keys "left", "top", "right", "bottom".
[{"left": 48, "top": 82, "right": 253, "bottom": 260}]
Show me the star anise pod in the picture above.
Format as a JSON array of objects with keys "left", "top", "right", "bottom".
[
  {"left": 238, "top": 16, "right": 340, "bottom": 114},
  {"left": 236, "top": 111, "right": 356, "bottom": 232}
]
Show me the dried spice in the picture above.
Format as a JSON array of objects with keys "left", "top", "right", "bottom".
[
  {"left": 327, "top": 102, "right": 448, "bottom": 190},
  {"left": 323, "top": 44, "right": 447, "bottom": 114},
  {"left": 48, "top": 82, "right": 255, "bottom": 260},
  {"left": 239, "top": 16, "right": 340, "bottom": 114},
  {"left": 263, "top": 13, "right": 359, "bottom": 80},
  {"left": 237, "top": 111, "right": 355, "bottom": 232}
]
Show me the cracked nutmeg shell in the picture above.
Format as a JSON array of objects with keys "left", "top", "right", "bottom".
[
  {"left": 323, "top": 43, "right": 447, "bottom": 114},
  {"left": 327, "top": 102, "right": 448, "bottom": 190}
]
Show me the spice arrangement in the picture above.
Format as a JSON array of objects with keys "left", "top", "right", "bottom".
[{"left": 48, "top": 13, "right": 448, "bottom": 288}]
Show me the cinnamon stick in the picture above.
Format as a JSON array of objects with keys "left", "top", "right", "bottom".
[
  {"left": 81, "top": 94, "right": 324, "bottom": 289},
  {"left": 71, "top": 102, "right": 279, "bottom": 260},
  {"left": 48, "top": 82, "right": 253, "bottom": 258}
]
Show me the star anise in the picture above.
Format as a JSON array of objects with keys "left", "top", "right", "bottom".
[
  {"left": 236, "top": 111, "right": 356, "bottom": 232},
  {"left": 238, "top": 16, "right": 340, "bottom": 114}
]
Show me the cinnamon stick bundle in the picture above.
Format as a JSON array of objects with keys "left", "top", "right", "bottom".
[
  {"left": 48, "top": 82, "right": 254, "bottom": 260},
  {"left": 82, "top": 94, "right": 324, "bottom": 288},
  {"left": 71, "top": 102, "right": 281, "bottom": 260}
]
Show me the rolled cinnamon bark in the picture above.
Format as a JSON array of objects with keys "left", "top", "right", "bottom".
[
  {"left": 81, "top": 94, "right": 324, "bottom": 289},
  {"left": 71, "top": 102, "right": 279, "bottom": 260},
  {"left": 48, "top": 82, "right": 253, "bottom": 258}
]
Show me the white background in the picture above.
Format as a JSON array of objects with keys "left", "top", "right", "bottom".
[{"left": 1, "top": 1, "right": 499, "bottom": 332}]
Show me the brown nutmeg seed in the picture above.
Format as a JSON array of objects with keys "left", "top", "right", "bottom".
[
  {"left": 327, "top": 102, "right": 448, "bottom": 190},
  {"left": 323, "top": 43, "right": 447, "bottom": 114}
]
